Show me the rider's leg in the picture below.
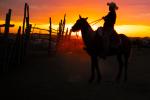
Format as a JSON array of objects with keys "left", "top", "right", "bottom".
[
  {"left": 102, "top": 29, "right": 112, "bottom": 58},
  {"left": 102, "top": 35, "right": 109, "bottom": 56}
]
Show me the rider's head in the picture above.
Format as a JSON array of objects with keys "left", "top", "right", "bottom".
[{"left": 107, "top": 2, "right": 118, "bottom": 12}]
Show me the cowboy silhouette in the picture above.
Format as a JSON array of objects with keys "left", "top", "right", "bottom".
[{"left": 101, "top": 2, "right": 118, "bottom": 58}]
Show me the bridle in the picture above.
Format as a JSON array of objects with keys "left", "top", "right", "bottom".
[{"left": 89, "top": 18, "right": 103, "bottom": 26}]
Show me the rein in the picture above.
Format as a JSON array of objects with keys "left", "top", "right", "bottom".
[{"left": 89, "top": 18, "right": 103, "bottom": 26}]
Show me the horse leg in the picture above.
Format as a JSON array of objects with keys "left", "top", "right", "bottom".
[
  {"left": 116, "top": 54, "right": 123, "bottom": 83},
  {"left": 95, "top": 57, "right": 101, "bottom": 83},
  {"left": 89, "top": 56, "right": 95, "bottom": 83},
  {"left": 124, "top": 54, "right": 129, "bottom": 83},
  {"left": 89, "top": 55, "right": 101, "bottom": 83}
]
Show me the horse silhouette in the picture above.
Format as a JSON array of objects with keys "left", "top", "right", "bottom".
[{"left": 71, "top": 15, "right": 131, "bottom": 83}]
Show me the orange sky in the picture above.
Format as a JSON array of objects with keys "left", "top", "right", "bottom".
[{"left": 0, "top": 0, "right": 150, "bottom": 37}]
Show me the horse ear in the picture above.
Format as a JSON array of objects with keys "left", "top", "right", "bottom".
[
  {"left": 85, "top": 17, "right": 88, "bottom": 20},
  {"left": 79, "top": 15, "right": 82, "bottom": 19}
]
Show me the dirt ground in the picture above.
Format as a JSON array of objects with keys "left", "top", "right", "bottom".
[{"left": 0, "top": 47, "right": 150, "bottom": 100}]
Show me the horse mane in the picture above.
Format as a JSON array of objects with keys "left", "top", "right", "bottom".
[{"left": 84, "top": 20, "right": 94, "bottom": 32}]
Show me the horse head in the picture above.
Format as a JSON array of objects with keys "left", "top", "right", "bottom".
[{"left": 71, "top": 15, "right": 88, "bottom": 32}]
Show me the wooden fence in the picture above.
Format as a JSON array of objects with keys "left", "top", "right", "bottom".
[
  {"left": 0, "top": 3, "right": 75, "bottom": 74},
  {"left": 0, "top": 3, "right": 31, "bottom": 74}
]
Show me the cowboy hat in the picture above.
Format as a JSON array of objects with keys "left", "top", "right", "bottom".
[{"left": 107, "top": 2, "right": 118, "bottom": 10}]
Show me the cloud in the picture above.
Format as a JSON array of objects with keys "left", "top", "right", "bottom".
[{"left": 1, "top": 0, "right": 150, "bottom": 25}]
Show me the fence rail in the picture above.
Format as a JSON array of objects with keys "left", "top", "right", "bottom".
[{"left": 0, "top": 3, "right": 74, "bottom": 75}]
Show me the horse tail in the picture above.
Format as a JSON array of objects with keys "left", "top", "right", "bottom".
[{"left": 119, "top": 34, "right": 131, "bottom": 58}]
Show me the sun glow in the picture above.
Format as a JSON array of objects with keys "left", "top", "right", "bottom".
[
  {"left": 87, "top": 24, "right": 150, "bottom": 37},
  {"left": 1, "top": 0, "right": 150, "bottom": 38},
  {"left": 115, "top": 25, "right": 150, "bottom": 37},
  {"left": 68, "top": 24, "right": 150, "bottom": 37},
  {"left": 91, "top": 24, "right": 150, "bottom": 37},
  {"left": 1, "top": 19, "right": 150, "bottom": 38}
]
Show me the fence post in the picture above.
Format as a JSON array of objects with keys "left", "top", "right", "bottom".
[
  {"left": 12, "top": 26, "right": 21, "bottom": 67},
  {"left": 65, "top": 27, "right": 68, "bottom": 39},
  {"left": 48, "top": 17, "right": 52, "bottom": 54},
  {"left": 21, "top": 3, "right": 27, "bottom": 62},
  {"left": 4, "top": 9, "right": 12, "bottom": 37},
  {"left": 68, "top": 29, "right": 72, "bottom": 40},
  {"left": 0, "top": 27, "right": 1, "bottom": 34},
  {"left": 62, "top": 14, "right": 66, "bottom": 38},
  {"left": 16, "top": 26, "right": 22, "bottom": 65},
  {"left": 21, "top": 3, "right": 31, "bottom": 61},
  {"left": 22, "top": 3, "right": 27, "bottom": 35},
  {"left": 59, "top": 20, "right": 62, "bottom": 36},
  {"left": 24, "top": 3, "right": 31, "bottom": 56}
]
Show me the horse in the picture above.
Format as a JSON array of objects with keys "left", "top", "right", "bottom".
[{"left": 71, "top": 15, "right": 131, "bottom": 83}]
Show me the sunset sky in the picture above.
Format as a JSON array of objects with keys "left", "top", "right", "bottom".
[{"left": 0, "top": 0, "right": 150, "bottom": 37}]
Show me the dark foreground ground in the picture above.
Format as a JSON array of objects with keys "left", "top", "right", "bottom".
[{"left": 0, "top": 47, "right": 150, "bottom": 100}]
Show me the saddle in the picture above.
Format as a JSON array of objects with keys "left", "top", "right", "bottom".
[
  {"left": 110, "top": 30, "right": 121, "bottom": 48},
  {"left": 96, "top": 27, "right": 121, "bottom": 49}
]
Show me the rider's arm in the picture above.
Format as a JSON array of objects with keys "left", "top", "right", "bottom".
[{"left": 102, "top": 12, "right": 111, "bottom": 21}]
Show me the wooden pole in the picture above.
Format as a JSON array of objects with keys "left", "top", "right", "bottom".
[
  {"left": 22, "top": 3, "right": 27, "bottom": 35},
  {"left": 62, "top": 14, "right": 66, "bottom": 38},
  {"left": 68, "top": 29, "right": 72, "bottom": 40},
  {"left": 59, "top": 20, "right": 62, "bottom": 36},
  {"left": 11, "top": 26, "right": 21, "bottom": 67},
  {"left": 48, "top": 17, "right": 52, "bottom": 54},
  {"left": 65, "top": 27, "right": 68, "bottom": 39},
  {"left": 24, "top": 3, "right": 31, "bottom": 56},
  {"left": 0, "top": 27, "right": 1, "bottom": 34},
  {"left": 21, "top": 3, "right": 31, "bottom": 61},
  {"left": 4, "top": 9, "right": 12, "bottom": 37},
  {"left": 16, "top": 26, "right": 21, "bottom": 65}
]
